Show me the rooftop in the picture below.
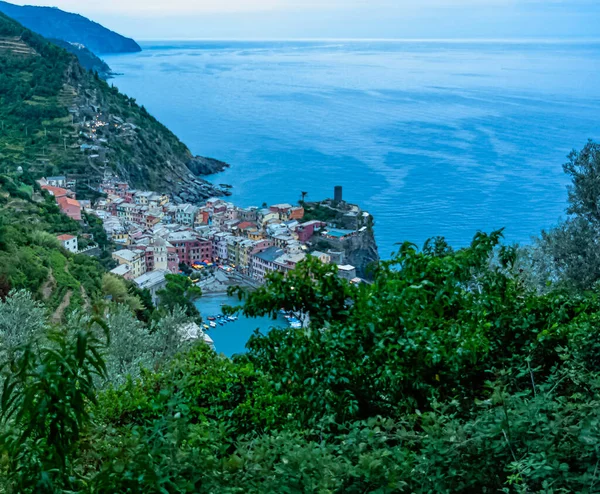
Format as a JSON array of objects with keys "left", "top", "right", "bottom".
[
  {"left": 133, "top": 270, "right": 169, "bottom": 290},
  {"left": 42, "top": 185, "right": 69, "bottom": 197},
  {"left": 113, "top": 249, "right": 140, "bottom": 262},
  {"left": 58, "top": 197, "right": 81, "bottom": 208},
  {"left": 57, "top": 234, "right": 76, "bottom": 241},
  {"left": 110, "top": 264, "right": 131, "bottom": 276},
  {"left": 167, "top": 231, "right": 199, "bottom": 242},
  {"left": 254, "top": 246, "right": 285, "bottom": 263}
]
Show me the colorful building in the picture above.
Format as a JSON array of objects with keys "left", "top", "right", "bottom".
[
  {"left": 57, "top": 234, "right": 78, "bottom": 253},
  {"left": 57, "top": 196, "right": 82, "bottom": 221}
]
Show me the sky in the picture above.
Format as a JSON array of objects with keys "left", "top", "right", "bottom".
[{"left": 8, "top": 0, "right": 600, "bottom": 39}]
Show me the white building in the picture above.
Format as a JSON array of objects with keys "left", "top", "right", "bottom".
[
  {"left": 57, "top": 234, "right": 78, "bottom": 253},
  {"left": 133, "top": 270, "right": 169, "bottom": 305}
]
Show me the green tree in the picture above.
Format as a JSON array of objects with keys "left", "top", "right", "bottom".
[
  {"left": 0, "top": 319, "right": 108, "bottom": 492},
  {"left": 158, "top": 274, "right": 202, "bottom": 319}
]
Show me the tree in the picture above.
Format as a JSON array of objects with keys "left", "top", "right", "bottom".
[
  {"left": 300, "top": 190, "right": 308, "bottom": 204},
  {"left": 564, "top": 140, "right": 600, "bottom": 226},
  {"left": 523, "top": 141, "right": 600, "bottom": 291},
  {"left": 0, "top": 290, "right": 46, "bottom": 361},
  {"left": 157, "top": 274, "right": 202, "bottom": 319},
  {"left": 0, "top": 318, "right": 108, "bottom": 492},
  {"left": 524, "top": 217, "right": 600, "bottom": 291}
]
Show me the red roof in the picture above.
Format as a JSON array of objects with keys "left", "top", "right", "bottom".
[
  {"left": 58, "top": 196, "right": 80, "bottom": 207},
  {"left": 237, "top": 221, "right": 256, "bottom": 230},
  {"left": 57, "top": 196, "right": 82, "bottom": 221},
  {"left": 42, "top": 185, "right": 69, "bottom": 197},
  {"left": 56, "top": 234, "right": 75, "bottom": 241}
]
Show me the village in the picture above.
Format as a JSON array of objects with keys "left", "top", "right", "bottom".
[{"left": 37, "top": 175, "right": 374, "bottom": 304}]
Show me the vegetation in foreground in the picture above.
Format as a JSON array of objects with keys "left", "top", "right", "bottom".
[{"left": 0, "top": 142, "right": 599, "bottom": 492}]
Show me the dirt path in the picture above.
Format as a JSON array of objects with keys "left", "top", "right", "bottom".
[
  {"left": 41, "top": 268, "right": 56, "bottom": 300},
  {"left": 52, "top": 289, "right": 72, "bottom": 323},
  {"left": 80, "top": 284, "right": 90, "bottom": 311}
]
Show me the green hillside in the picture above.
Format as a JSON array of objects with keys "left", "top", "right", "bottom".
[
  {"left": 49, "top": 38, "right": 112, "bottom": 79},
  {"left": 0, "top": 12, "right": 226, "bottom": 201}
]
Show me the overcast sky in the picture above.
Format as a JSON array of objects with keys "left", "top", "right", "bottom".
[{"left": 9, "top": 0, "right": 600, "bottom": 39}]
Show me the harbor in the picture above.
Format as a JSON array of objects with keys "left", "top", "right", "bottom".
[{"left": 194, "top": 293, "right": 287, "bottom": 356}]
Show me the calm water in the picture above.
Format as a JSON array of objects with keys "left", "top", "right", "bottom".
[
  {"left": 105, "top": 40, "right": 600, "bottom": 258},
  {"left": 194, "top": 293, "right": 285, "bottom": 356}
]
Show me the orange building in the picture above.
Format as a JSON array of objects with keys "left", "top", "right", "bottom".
[{"left": 57, "top": 196, "right": 82, "bottom": 221}]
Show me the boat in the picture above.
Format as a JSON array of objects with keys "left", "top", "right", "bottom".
[
  {"left": 207, "top": 316, "right": 216, "bottom": 321},
  {"left": 209, "top": 321, "right": 217, "bottom": 328},
  {"left": 202, "top": 324, "right": 209, "bottom": 330},
  {"left": 218, "top": 321, "right": 225, "bottom": 326}
]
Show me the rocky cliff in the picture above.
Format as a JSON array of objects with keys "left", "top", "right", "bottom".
[{"left": 303, "top": 198, "right": 380, "bottom": 279}]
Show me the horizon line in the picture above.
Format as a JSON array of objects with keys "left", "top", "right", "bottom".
[{"left": 133, "top": 36, "right": 600, "bottom": 43}]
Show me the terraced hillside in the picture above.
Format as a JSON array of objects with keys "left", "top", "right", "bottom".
[
  {"left": 0, "top": 35, "right": 37, "bottom": 56},
  {"left": 0, "top": 12, "right": 229, "bottom": 201}
]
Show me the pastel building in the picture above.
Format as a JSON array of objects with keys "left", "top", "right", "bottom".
[
  {"left": 57, "top": 196, "right": 82, "bottom": 221},
  {"left": 133, "top": 270, "right": 169, "bottom": 305},
  {"left": 57, "top": 234, "right": 78, "bottom": 253},
  {"left": 112, "top": 249, "right": 146, "bottom": 279},
  {"left": 250, "top": 246, "right": 285, "bottom": 283},
  {"left": 176, "top": 204, "right": 199, "bottom": 226},
  {"left": 167, "top": 231, "right": 212, "bottom": 265},
  {"left": 295, "top": 220, "right": 326, "bottom": 243}
]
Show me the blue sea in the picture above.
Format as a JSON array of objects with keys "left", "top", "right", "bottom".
[{"left": 104, "top": 40, "right": 600, "bottom": 259}]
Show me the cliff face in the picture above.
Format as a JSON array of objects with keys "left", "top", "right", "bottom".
[
  {"left": 315, "top": 230, "right": 379, "bottom": 279},
  {"left": 0, "top": 13, "right": 229, "bottom": 201},
  {"left": 0, "top": 1, "right": 141, "bottom": 54},
  {"left": 339, "top": 230, "right": 379, "bottom": 279},
  {"left": 303, "top": 198, "right": 380, "bottom": 279}
]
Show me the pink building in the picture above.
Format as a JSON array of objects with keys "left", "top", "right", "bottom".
[
  {"left": 167, "top": 231, "right": 213, "bottom": 266},
  {"left": 167, "top": 246, "right": 180, "bottom": 272},
  {"left": 295, "top": 220, "right": 326, "bottom": 243},
  {"left": 57, "top": 196, "right": 82, "bottom": 221}
]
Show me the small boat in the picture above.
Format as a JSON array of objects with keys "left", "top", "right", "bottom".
[
  {"left": 202, "top": 324, "right": 209, "bottom": 330},
  {"left": 207, "top": 316, "right": 216, "bottom": 321},
  {"left": 218, "top": 321, "right": 225, "bottom": 326},
  {"left": 209, "top": 321, "right": 217, "bottom": 328}
]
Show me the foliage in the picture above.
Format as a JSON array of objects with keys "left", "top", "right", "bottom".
[
  {"left": 158, "top": 274, "right": 202, "bottom": 319},
  {"left": 524, "top": 140, "right": 600, "bottom": 291},
  {"left": 0, "top": 289, "right": 46, "bottom": 361},
  {"left": 0, "top": 317, "right": 108, "bottom": 493}
]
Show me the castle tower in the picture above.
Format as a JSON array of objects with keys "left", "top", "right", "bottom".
[{"left": 334, "top": 185, "right": 343, "bottom": 203}]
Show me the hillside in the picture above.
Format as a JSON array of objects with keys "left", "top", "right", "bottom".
[
  {"left": 0, "top": 1, "right": 140, "bottom": 54},
  {"left": 49, "top": 38, "right": 112, "bottom": 79},
  {"left": 0, "top": 12, "right": 229, "bottom": 201}
]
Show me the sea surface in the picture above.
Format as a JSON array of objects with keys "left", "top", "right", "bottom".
[
  {"left": 104, "top": 40, "right": 600, "bottom": 258},
  {"left": 193, "top": 293, "right": 286, "bottom": 356}
]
